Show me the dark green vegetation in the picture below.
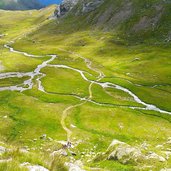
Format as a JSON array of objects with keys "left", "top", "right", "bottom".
[{"left": 0, "top": 1, "right": 171, "bottom": 170}]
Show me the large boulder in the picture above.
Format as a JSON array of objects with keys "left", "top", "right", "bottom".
[
  {"left": 104, "top": 140, "right": 166, "bottom": 165},
  {"left": 107, "top": 140, "right": 144, "bottom": 164}
]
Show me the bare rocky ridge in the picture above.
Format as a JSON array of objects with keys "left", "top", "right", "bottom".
[
  {"left": 55, "top": 0, "right": 104, "bottom": 17},
  {"left": 55, "top": 0, "right": 79, "bottom": 17}
]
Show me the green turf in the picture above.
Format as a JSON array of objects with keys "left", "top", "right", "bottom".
[{"left": 0, "top": 4, "right": 170, "bottom": 171}]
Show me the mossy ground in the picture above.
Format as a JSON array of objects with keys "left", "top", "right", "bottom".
[{"left": 0, "top": 5, "right": 171, "bottom": 171}]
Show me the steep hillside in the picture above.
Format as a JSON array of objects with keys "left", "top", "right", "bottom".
[
  {"left": 56, "top": 0, "right": 171, "bottom": 43},
  {"left": 0, "top": 0, "right": 43, "bottom": 10}
]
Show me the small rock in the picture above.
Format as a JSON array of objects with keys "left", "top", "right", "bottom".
[
  {"left": 22, "top": 146, "right": 30, "bottom": 151},
  {"left": 40, "top": 134, "right": 47, "bottom": 140},
  {"left": 65, "top": 160, "right": 84, "bottom": 171},
  {"left": 47, "top": 137, "right": 53, "bottom": 141},
  {"left": 131, "top": 57, "right": 140, "bottom": 62},
  {"left": 0, "top": 146, "right": 6, "bottom": 154},
  {"left": 163, "top": 151, "right": 171, "bottom": 160},
  {"left": 0, "top": 34, "right": 5, "bottom": 38},
  {"left": 167, "top": 138, "right": 171, "bottom": 144},
  {"left": 20, "top": 148, "right": 29, "bottom": 153},
  {"left": 0, "top": 158, "right": 12, "bottom": 163},
  {"left": 146, "top": 152, "right": 166, "bottom": 162},
  {"left": 21, "top": 162, "right": 49, "bottom": 171},
  {"left": 46, "top": 148, "right": 51, "bottom": 152},
  {"left": 141, "top": 142, "right": 149, "bottom": 150},
  {"left": 160, "top": 169, "right": 171, "bottom": 171},
  {"left": 156, "top": 145, "right": 163, "bottom": 149},
  {"left": 118, "top": 123, "right": 124, "bottom": 130},
  {"left": 51, "top": 149, "right": 68, "bottom": 157}
]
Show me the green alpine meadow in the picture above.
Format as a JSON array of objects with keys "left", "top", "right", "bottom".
[{"left": 0, "top": 0, "right": 171, "bottom": 170}]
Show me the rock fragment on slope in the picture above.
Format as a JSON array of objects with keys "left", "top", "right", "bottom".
[
  {"left": 65, "top": 160, "right": 85, "bottom": 171},
  {"left": 96, "top": 139, "right": 167, "bottom": 165},
  {"left": 55, "top": 0, "right": 79, "bottom": 17},
  {"left": 0, "top": 146, "right": 6, "bottom": 155},
  {"left": 82, "top": 0, "right": 104, "bottom": 13},
  {"left": 20, "top": 162, "right": 49, "bottom": 171},
  {"left": 107, "top": 140, "right": 144, "bottom": 164},
  {"left": 160, "top": 169, "right": 171, "bottom": 171},
  {"left": 146, "top": 152, "right": 166, "bottom": 162}
]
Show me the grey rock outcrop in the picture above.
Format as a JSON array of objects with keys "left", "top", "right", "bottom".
[
  {"left": 55, "top": 0, "right": 79, "bottom": 17},
  {"left": 55, "top": 0, "right": 104, "bottom": 17},
  {"left": 82, "top": 0, "right": 104, "bottom": 13},
  {"left": 107, "top": 140, "right": 144, "bottom": 164},
  {"left": 97, "top": 140, "right": 167, "bottom": 165}
]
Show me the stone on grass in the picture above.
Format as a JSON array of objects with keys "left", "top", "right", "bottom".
[
  {"left": 21, "top": 162, "right": 49, "bottom": 171},
  {"left": 40, "top": 134, "right": 47, "bottom": 140},
  {"left": 0, "top": 158, "right": 12, "bottom": 163},
  {"left": 160, "top": 169, "right": 171, "bottom": 171},
  {"left": 107, "top": 140, "right": 143, "bottom": 164},
  {"left": 146, "top": 152, "right": 166, "bottom": 162},
  {"left": 0, "top": 146, "right": 6, "bottom": 154},
  {"left": 50, "top": 149, "right": 68, "bottom": 157}
]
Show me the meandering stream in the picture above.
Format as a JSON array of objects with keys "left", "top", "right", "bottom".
[{"left": 1, "top": 42, "right": 171, "bottom": 142}]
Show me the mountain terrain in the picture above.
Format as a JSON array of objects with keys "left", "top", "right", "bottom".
[
  {"left": 0, "top": 0, "right": 171, "bottom": 171},
  {"left": 0, "top": 0, "right": 44, "bottom": 10},
  {"left": 56, "top": 0, "right": 171, "bottom": 43}
]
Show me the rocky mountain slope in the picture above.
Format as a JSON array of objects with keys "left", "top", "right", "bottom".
[
  {"left": 55, "top": 0, "right": 171, "bottom": 43},
  {"left": 0, "top": 0, "right": 43, "bottom": 10}
]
